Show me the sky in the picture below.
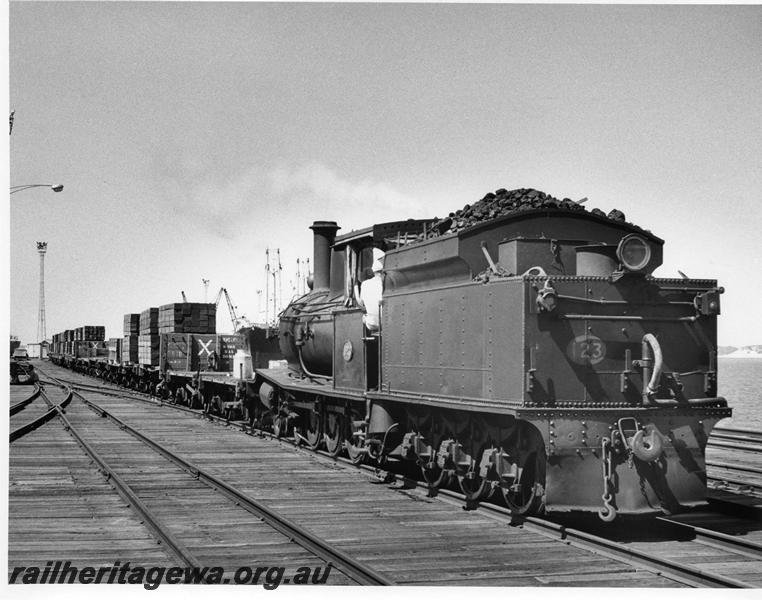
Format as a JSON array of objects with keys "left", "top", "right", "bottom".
[{"left": 5, "top": 2, "right": 762, "bottom": 347}]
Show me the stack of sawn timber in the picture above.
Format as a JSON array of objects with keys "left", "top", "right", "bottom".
[
  {"left": 137, "top": 308, "right": 160, "bottom": 365},
  {"left": 122, "top": 313, "right": 140, "bottom": 364},
  {"left": 158, "top": 303, "right": 216, "bottom": 334},
  {"left": 51, "top": 325, "right": 107, "bottom": 357}
]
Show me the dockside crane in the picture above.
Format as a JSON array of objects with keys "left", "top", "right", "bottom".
[{"left": 213, "top": 287, "right": 250, "bottom": 332}]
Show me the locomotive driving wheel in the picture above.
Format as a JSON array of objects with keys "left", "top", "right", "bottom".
[
  {"left": 421, "top": 462, "right": 452, "bottom": 489},
  {"left": 345, "top": 418, "right": 367, "bottom": 465},
  {"left": 345, "top": 435, "right": 366, "bottom": 465},
  {"left": 457, "top": 471, "right": 492, "bottom": 502},
  {"left": 324, "top": 412, "right": 344, "bottom": 457},
  {"left": 420, "top": 439, "right": 454, "bottom": 490},
  {"left": 272, "top": 412, "right": 290, "bottom": 438},
  {"left": 499, "top": 451, "right": 543, "bottom": 516},
  {"left": 295, "top": 408, "right": 322, "bottom": 450}
]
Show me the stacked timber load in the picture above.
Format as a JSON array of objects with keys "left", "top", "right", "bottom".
[
  {"left": 158, "top": 303, "right": 216, "bottom": 334},
  {"left": 138, "top": 335, "right": 160, "bottom": 366},
  {"left": 64, "top": 329, "right": 74, "bottom": 342},
  {"left": 138, "top": 308, "right": 160, "bottom": 365},
  {"left": 123, "top": 313, "right": 140, "bottom": 335},
  {"left": 425, "top": 187, "right": 629, "bottom": 238},
  {"left": 140, "top": 308, "right": 159, "bottom": 335},
  {"left": 122, "top": 313, "right": 140, "bottom": 363},
  {"left": 107, "top": 338, "right": 122, "bottom": 363},
  {"left": 74, "top": 325, "right": 105, "bottom": 341},
  {"left": 122, "top": 336, "right": 139, "bottom": 363}
]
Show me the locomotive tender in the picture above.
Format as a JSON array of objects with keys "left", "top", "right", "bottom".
[{"left": 255, "top": 188, "right": 730, "bottom": 521}]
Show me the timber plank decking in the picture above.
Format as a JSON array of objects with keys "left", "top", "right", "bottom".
[
  {"left": 9, "top": 385, "right": 51, "bottom": 432},
  {"left": 24, "top": 362, "right": 762, "bottom": 587},
  {"left": 32, "top": 398, "right": 351, "bottom": 584},
  {"left": 8, "top": 417, "right": 175, "bottom": 573}
]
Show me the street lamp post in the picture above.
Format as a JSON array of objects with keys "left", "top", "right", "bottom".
[{"left": 10, "top": 184, "right": 64, "bottom": 194}]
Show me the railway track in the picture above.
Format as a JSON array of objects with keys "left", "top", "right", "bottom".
[
  {"left": 21, "top": 361, "right": 762, "bottom": 587},
  {"left": 709, "top": 427, "right": 762, "bottom": 453},
  {"left": 9, "top": 383, "right": 41, "bottom": 415},
  {"left": 9, "top": 391, "right": 179, "bottom": 577},
  {"left": 9, "top": 382, "right": 72, "bottom": 442},
  {"left": 706, "top": 425, "right": 762, "bottom": 500},
  {"left": 14, "top": 375, "right": 382, "bottom": 585}
]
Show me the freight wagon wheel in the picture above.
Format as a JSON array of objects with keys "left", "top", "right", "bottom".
[
  {"left": 174, "top": 387, "right": 185, "bottom": 406},
  {"left": 500, "top": 452, "right": 543, "bottom": 516},
  {"left": 324, "top": 413, "right": 344, "bottom": 457}
]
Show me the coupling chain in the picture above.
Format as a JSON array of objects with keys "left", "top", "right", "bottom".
[{"left": 598, "top": 437, "right": 617, "bottom": 522}]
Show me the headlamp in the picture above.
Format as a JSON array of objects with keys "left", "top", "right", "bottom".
[{"left": 616, "top": 234, "right": 651, "bottom": 273}]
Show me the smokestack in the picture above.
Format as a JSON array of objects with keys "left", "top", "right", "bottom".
[{"left": 309, "top": 221, "right": 340, "bottom": 290}]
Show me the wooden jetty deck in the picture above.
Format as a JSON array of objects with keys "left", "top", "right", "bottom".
[{"left": 9, "top": 361, "right": 762, "bottom": 586}]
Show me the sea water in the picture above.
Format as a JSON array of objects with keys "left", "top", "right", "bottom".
[{"left": 717, "top": 358, "right": 762, "bottom": 431}]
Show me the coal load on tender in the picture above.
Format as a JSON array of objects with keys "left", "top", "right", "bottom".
[{"left": 428, "top": 187, "right": 628, "bottom": 237}]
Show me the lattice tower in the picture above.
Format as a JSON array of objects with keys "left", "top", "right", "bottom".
[{"left": 36, "top": 242, "right": 47, "bottom": 343}]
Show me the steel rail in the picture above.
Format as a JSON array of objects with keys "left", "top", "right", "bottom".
[
  {"left": 10, "top": 388, "right": 73, "bottom": 442},
  {"left": 707, "top": 439, "right": 762, "bottom": 453},
  {"left": 39, "top": 395, "right": 210, "bottom": 579},
  {"left": 655, "top": 516, "right": 762, "bottom": 559},
  {"left": 707, "top": 460, "right": 762, "bottom": 476},
  {"left": 707, "top": 426, "right": 762, "bottom": 452},
  {"left": 708, "top": 475, "right": 762, "bottom": 493},
  {"left": 712, "top": 432, "right": 762, "bottom": 443},
  {"left": 63, "top": 386, "right": 393, "bottom": 586},
  {"left": 714, "top": 426, "right": 762, "bottom": 438},
  {"left": 9, "top": 384, "right": 42, "bottom": 416},
  {"left": 318, "top": 451, "right": 755, "bottom": 588},
  {"left": 110, "top": 399, "right": 754, "bottom": 587},
  {"left": 335, "top": 461, "right": 755, "bottom": 588},
  {"left": 236, "top": 419, "right": 760, "bottom": 588},
  {"left": 513, "top": 514, "right": 751, "bottom": 588}
]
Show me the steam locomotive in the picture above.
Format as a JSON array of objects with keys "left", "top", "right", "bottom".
[{"left": 253, "top": 189, "right": 730, "bottom": 521}]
